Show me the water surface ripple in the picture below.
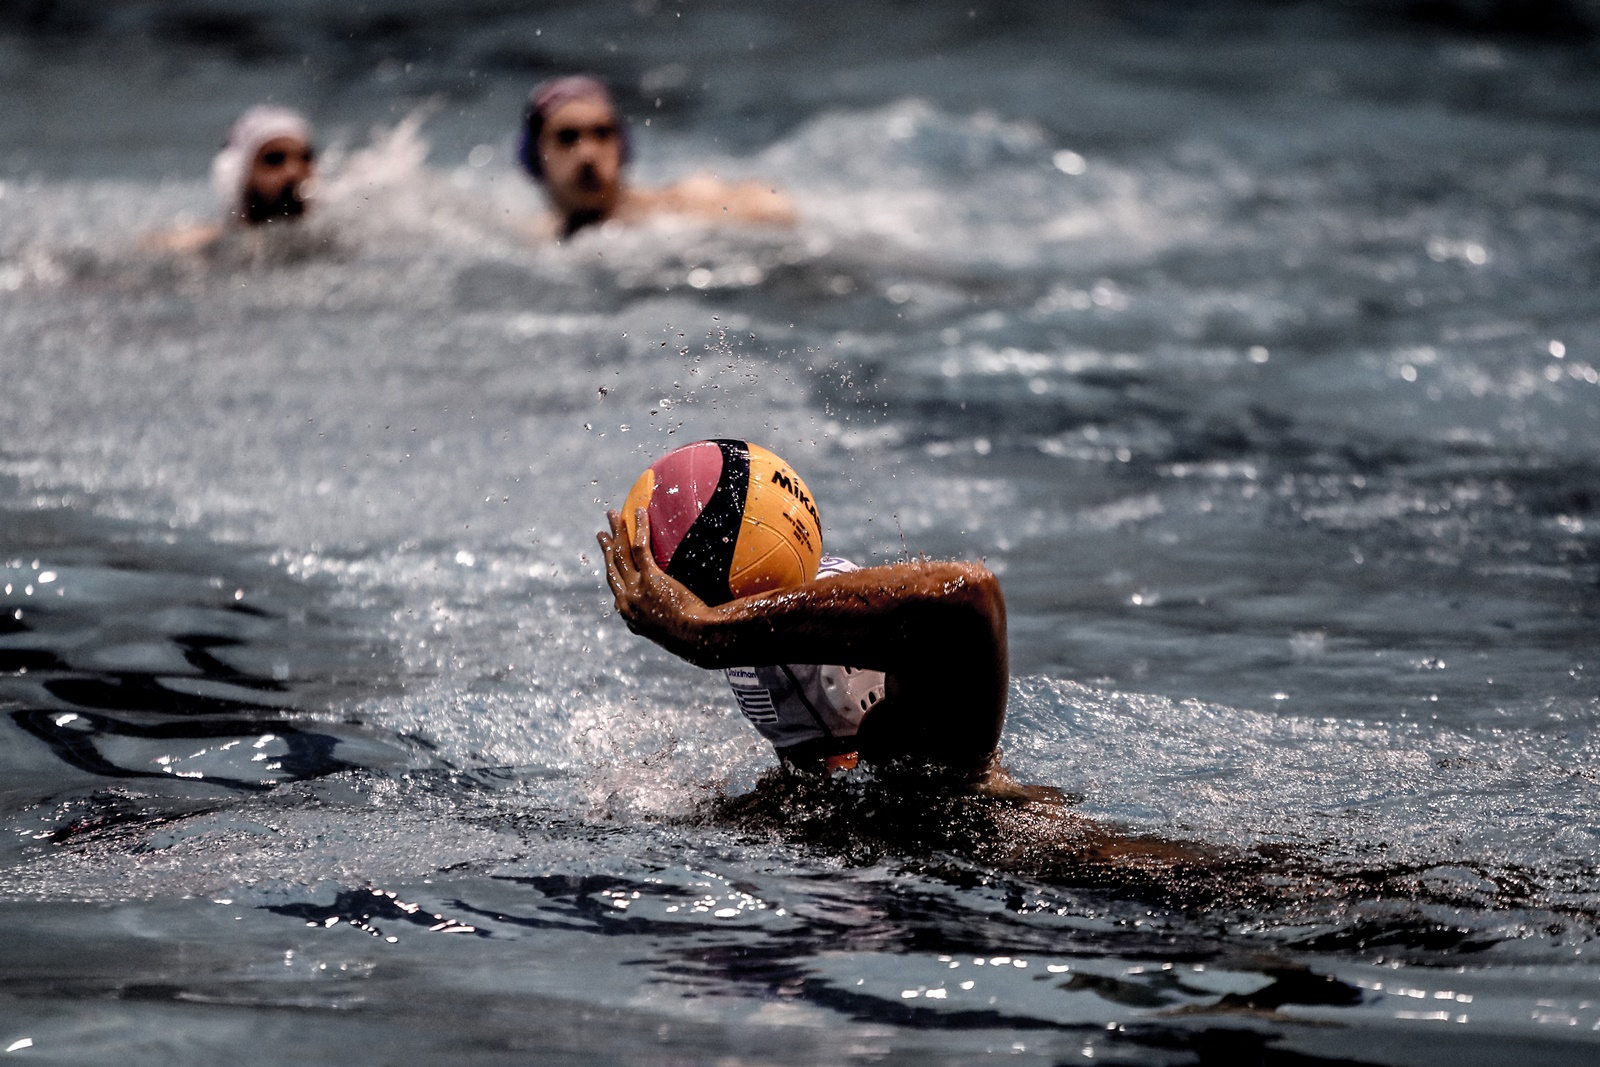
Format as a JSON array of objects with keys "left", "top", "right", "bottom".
[{"left": 1, "top": 3, "right": 1598, "bottom": 1064}]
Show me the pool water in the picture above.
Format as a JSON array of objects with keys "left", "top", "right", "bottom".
[{"left": 1, "top": 2, "right": 1598, "bottom": 1063}]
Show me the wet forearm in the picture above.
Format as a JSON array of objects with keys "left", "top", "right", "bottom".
[{"left": 684, "top": 561, "right": 1003, "bottom": 672}]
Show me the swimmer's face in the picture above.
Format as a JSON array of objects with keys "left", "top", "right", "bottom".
[
  {"left": 243, "top": 135, "right": 315, "bottom": 225},
  {"left": 537, "top": 97, "right": 624, "bottom": 220}
]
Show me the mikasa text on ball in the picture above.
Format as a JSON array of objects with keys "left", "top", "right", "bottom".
[{"left": 621, "top": 440, "right": 823, "bottom": 605}]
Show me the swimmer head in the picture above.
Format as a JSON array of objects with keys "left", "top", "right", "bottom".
[
  {"left": 211, "top": 106, "right": 316, "bottom": 226},
  {"left": 520, "top": 76, "right": 631, "bottom": 233}
]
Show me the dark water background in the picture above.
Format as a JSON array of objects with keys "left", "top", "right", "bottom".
[{"left": 2, "top": 2, "right": 1599, "bottom": 1063}]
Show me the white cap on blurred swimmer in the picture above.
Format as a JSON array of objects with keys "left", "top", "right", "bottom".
[{"left": 210, "top": 106, "right": 315, "bottom": 223}]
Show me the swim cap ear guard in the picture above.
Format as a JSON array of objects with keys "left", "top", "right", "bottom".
[{"left": 518, "top": 95, "right": 632, "bottom": 180}]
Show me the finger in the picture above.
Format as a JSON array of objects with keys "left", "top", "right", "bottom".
[
  {"left": 598, "top": 511, "right": 642, "bottom": 590},
  {"left": 599, "top": 511, "right": 628, "bottom": 559},
  {"left": 597, "top": 507, "right": 637, "bottom": 572},
  {"left": 630, "top": 508, "right": 661, "bottom": 575},
  {"left": 599, "top": 531, "right": 626, "bottom": 595},
  {"left": 603, "top": 515, "right": 640, "bottom": 584},
  {"left": 609, "top": 522, "right": 640, "bottom": 585},
  {"left": 596, "top": 525, "right": 623, "bottom": 569}
]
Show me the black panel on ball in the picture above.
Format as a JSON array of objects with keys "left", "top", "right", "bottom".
[{"left": 668, "top": 439, "right": 749, "bottom": 605}]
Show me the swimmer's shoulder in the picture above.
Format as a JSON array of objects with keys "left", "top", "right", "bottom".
[
  {"left": 138, "top": 223, "right": 224, "bottom": 255},
  {"left": 525, "top": 212, "right": 563, "bottom": 241}
]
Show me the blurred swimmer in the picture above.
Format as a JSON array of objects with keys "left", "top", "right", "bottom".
[
  {"left": 521, "top": 76, "right": 794, "bottom": 239},
  {"left": 147, "top": 106, "right": 317, "bottom": 253}
]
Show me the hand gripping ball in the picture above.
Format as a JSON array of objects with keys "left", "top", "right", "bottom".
[{"left": 621, "top": 440, "right": 823, "bottom": 605}]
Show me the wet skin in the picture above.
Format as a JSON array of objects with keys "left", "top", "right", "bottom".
[
  {"left": 536, "top": 97, "right": 625, "bottom": 232},
  {"left": 600, "top": 508, "right": 1254, "bottom": 890},
  {"left": 243, "top": 135, "right": 315, "bottom": 224},
  {"left": 533, "top": 96, "right": 794, "bottom": 237},
  {"left": 598, "top": 507, "right": 1008, "bottom": 776}
]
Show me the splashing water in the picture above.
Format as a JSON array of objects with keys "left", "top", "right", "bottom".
[{"left": 2, "top": 3, "right": 1600, "bottom": 1063}]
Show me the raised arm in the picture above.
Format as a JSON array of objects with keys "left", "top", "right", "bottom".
[{"left": 598, "top": 508, "right": 1007, "bottom": 772}]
